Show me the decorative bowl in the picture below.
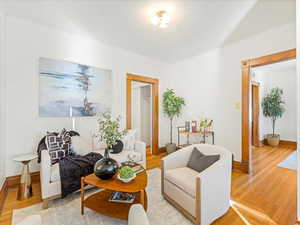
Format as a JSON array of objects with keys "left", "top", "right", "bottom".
[{"left": 117, "top": 173, "right": 136, "bottom": 183}]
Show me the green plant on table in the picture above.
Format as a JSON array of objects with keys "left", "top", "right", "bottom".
[
  {"left": 97, "top": 112, "right": 127, "bottom": 152},
  {"left": 119, "top": 166, "right": 134, "bottom": 179}
]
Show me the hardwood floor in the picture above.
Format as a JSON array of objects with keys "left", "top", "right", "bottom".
[{"left": 0, "top": 144, "right": 297, "bottom": 225}]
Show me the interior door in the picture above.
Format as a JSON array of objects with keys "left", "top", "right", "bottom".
[{"left": 252, "top": 82, "right": 260, "bottom": 147}]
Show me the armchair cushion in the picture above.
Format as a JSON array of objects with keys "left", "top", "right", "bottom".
[
  {"left": 50, "top": 163, "right": 60, "bottom": 183},
  {"left": 165, "top": 167, "right": 198, "bottom": 198},
  {"left": 187, "top": 147, "right": 220, "bottom": 173}
]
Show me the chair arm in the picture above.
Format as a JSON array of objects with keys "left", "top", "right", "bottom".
[
  {"left": 197, "top": 153, "right": 232, "bottom": 225},
  {"left": 128, "top": 204, "right": 150, "bottom": 225},
  {"left": 134, "top": 141, "right": 146, "bottom": 168},
  {"left": 40, "top": 150, "right": 51, "bottom": 187},
  {"left": 161, "top": 147, "right": 193, "bottom": 171}
]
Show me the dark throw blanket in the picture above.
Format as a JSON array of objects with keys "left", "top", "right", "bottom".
[{"left": 59, "top": 152, "right": 103, "bottom": 198}]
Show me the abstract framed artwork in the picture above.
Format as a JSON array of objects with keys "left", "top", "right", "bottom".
[{"left": 39, "top": 57, "right": 112, "bottom": 117}]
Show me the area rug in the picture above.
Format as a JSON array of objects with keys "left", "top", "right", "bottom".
[
  {"left": 12, "top": 169, "right": 193, "bottom": 225},
  {"left": 277, "top": 151, "right": 297, "bottom": 171}
]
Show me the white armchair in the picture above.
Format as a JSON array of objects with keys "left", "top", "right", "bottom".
[
  {"left": 161, "top": 144, "right": 232, "bottom": 225},
  {"left": 40, "top": 129, "right": 147, "bottom": 209}
]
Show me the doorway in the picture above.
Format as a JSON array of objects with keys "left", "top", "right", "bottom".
[
  {"left": 241, "top": 48, "right": 296, "bottom": 173},
  {"left": 126, "top": 73, "right": 159, "bottom": 155}
]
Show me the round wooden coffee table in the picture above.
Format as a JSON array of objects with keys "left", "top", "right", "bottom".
[{"left": 81, "top": 170, "right": 148, "bottom": 220}]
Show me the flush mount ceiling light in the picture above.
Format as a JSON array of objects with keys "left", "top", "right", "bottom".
[{"left": 151, "top": 10, "right": 171, "bottom": 28}]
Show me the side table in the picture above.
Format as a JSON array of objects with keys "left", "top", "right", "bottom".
[{"left": 13, "top": 153, "right": 38, "bottom": 200}]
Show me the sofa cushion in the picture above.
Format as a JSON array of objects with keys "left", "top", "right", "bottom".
[
  {"left": 50, "top": 163, "right": 60, "bottom": 183},
  {"left": 45, "top": 129, "right": 73, "bottom": 164},
  {"left": 187, "top": 147, "right": 220, "bottom": 173},
  {"left": 165, "top": 167, "right": 198, "bottom": 197}
]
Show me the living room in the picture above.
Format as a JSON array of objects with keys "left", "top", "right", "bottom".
[{"left": 0, "top": 0, "right": 299, "bottom": 225}]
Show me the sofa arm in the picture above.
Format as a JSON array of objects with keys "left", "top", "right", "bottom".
[
  {"left": 128, "top": 204, "right": 150, "bottom": 225},
  {"left": 161, "top": 147, "right": 193, "bottom": 171},
  {"left": 134, "top": 141, "right": 146, "bottom": 169},
  {"left": 197, "top": 153, "right": 232, "bottom": 225},
  {"left": 40, "top": 150, "right": 51, "bottom": 192}
]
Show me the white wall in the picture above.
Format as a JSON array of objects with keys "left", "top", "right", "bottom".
[
  {"left": 0, "top": 12, "right": 6, "bottom": 188},
  {"left": 132, "top": 87, "right": 142, "bottom": 141},
  {"left": 140, "top": 85, "right": 151, "bottom": 146},
  {"left": 252, "top": 65, "right": 297, "bottom": 142},
  {"left": 160, "top": 23, "right": 296, "bottom": 161},
  {"left": 3, "top": 16, "right": 166, "bottom": 177},
  {"left": 296, "top": 0, "right": 300, "bottom": 220}
]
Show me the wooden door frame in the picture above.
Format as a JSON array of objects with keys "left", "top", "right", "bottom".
[
  {"left": 251, "top": 82, "right": 260, "bottom": 147},
  {"left": 241, "top": 48, "right": 296, "bottom": 173},
  {"left": 126, "top": 73, "right": 159, "bottom": 155}
]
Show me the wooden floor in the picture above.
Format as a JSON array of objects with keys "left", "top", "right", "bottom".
[{"left": 0, "top": 144, "right": 297, "bottom": 225}]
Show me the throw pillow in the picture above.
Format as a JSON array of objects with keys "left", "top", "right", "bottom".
[
  {"left": 45, "top": 129, "right": 73, "bottom": 164},
  {"left": 187, "top": 147, "right": 220, "bottom": 173}
]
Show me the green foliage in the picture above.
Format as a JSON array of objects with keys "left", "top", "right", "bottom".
[
  {"left": 163, "top": 89, "right": 185, "bottom": 144},
  {"left": 97, "top": 112, "right": 127, "bottom": 150},
  {"left": 119, "top": 166, "right": 134, "bottom": 179},
  {"left": 261, "top": 87, "right": 285, "bottom": 135},
  {"left": 163, "top": 89, "right": 185, "bottom": 119}
]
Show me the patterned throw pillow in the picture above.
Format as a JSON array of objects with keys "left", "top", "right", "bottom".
[{"left": 45, "top": 129, "right": 73, "bottom": 164}]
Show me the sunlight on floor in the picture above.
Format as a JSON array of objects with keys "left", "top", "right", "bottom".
[{"left": 230, "top": 200, "right": 278, "bottom": 225}]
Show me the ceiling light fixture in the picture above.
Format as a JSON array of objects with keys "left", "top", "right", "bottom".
[{"left": 151, "top": 10, "right": 171, "bottom": 28}]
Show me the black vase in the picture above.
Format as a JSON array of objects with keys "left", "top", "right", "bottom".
[
  {"left": 94, "top": 149, "right": 119, "bottom": 180},
  {"left": 111, "top": 140, "right": 124, "bottom": 154}
]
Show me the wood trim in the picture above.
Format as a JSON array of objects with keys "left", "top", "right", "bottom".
[
  {"left": 126, "top": 73, "right": 159, "bottom": 155},
  {"left": 252, "top": 83, "right": 260, "bottom": 147},
  {"left": 6, "top": 171, "right": 40, "bottom": 187},
  {"left": 127, "top": 73, "right": 158, "bottom": 84},
  {"left": 233, "top": 161, "right": 249, "bottom": 173},
  {"left": 241, "top": 49, "right": 296, "bottom": 174},
  {"left": 244, "top": 49, "right": 296, "bottom": 68},
  {"left": 0, "top": 179, "right": 8, "bottom": 215},
  {"left": 126, "top": 78, "right": 132, "bottom": 129}
]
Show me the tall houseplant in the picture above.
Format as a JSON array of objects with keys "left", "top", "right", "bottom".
[
  {"left": 261, "top": 87, "right": 285, "bottom": 146},
  {"left": 94, "top": 112, "right": 127, "bottom": 180},
  {"left": 163, "top": 89, "right": 185, "bottom": 153}
]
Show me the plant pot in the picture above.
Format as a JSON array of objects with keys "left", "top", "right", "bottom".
[
  {"left": 94, "top": 150, "right": 119, "bottom": 180},
  {"left": 111, "top": 140, "right": 124, "bottom": 154},
  {"left": 266, "top": 134, "right": 280, "bottom": 146},
  {"left": 166, "top": 143, "right": 177, "bottom": 154}
]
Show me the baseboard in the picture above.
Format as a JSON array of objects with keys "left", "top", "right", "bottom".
[
  {"left": 0, "top": 179, "right": 8, "bottom": 215},
  {"left": 158, "top": 147, "right": 166, "bottom": 153},
  {"left": 233, "top": 161, "right": 249, "bottom": 173},
  {"left": 6, "top": 171, "right": 40, "bottom": 187},
  {"left": 262, "top": 139, "right": 297, "bottom": 148}
]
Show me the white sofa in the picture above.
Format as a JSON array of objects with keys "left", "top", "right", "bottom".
[
  {"left": 161, "top": 144, "right": 232, "bottom": 225},
  {"left": 40, "top": 130, "right": 146, "bottom": 208},
  {"left": 128, "top": 204, "right": 150, "bottom": 225}
]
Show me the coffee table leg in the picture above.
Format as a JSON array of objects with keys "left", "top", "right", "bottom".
[
  {"left": 140, "top": 190, "right": 145, "bottom": 209},
  {"left": 81, "top": 177, "right": 84, "bottom": 215}
]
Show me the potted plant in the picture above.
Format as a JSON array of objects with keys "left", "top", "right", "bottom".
[
  {"left": 261, "top": 87, "right": 285, "bottom": 146},
  {"left": 163, "top": 89, "right": 185, "bottom": 153},
  {"left": 94, "top": 112, "right": 127, "bottom": 180},
  {"left": 117, "top": 166, "right": 136, "bottom": 183}
]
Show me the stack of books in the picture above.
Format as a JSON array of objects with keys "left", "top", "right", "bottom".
[{"left": 109, "top": 191, "right": 135, "bottom": 203}]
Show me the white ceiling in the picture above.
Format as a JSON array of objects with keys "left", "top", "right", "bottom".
[
  {"left": 0, "top": 0, "right": 295, "bottom": 63},
  {"left": 252, "top": 59, "right": 296, "bottom": 73}
]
